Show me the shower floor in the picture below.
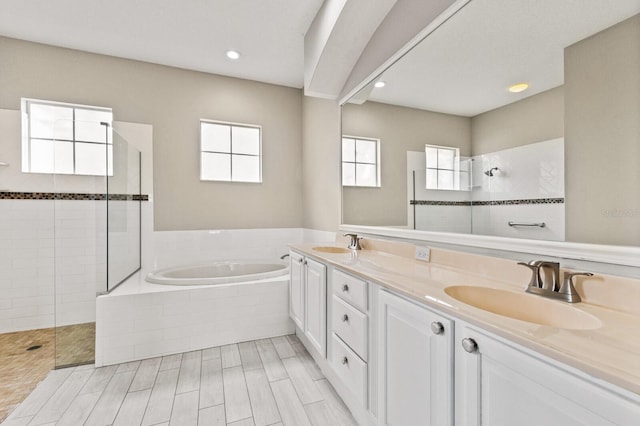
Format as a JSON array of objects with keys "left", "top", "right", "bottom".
[{"left": 0, "top": 322, "right": 95, "bottom": 422}]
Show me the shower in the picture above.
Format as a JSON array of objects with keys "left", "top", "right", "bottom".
[{"left": 484, "top": 167, "right": 499, "bottom": 177}]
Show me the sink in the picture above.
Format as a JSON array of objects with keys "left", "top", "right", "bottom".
[
  {"left": 444, "top": 285, "right": 602, "bottom": 330},
  {"left": 312, "top": 246, "right": 352, "bottom": 254}
]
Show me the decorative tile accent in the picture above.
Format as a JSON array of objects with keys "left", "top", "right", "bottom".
[
  {"left": 410, "top": 200, "right": 472, "bottom": 206},
  {"left": 410, "top": 198, "right": 564, "bottom": 206},
  {"left": 0, "top": 191, "right": 149, "bottom": 201},
  {"left": 473, "top": 198, "right": 564, "bottom": 206}
]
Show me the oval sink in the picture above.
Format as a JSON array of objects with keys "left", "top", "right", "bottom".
[
  {"left": 445, "top": 285, "right": 601, "bottom": 330},
  {"left": 312, "top": 246, "right": 352, "bottom": 254}
]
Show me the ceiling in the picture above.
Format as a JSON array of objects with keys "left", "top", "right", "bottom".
[
  {"left": 0, "top": 0, "right": 325, "bottom": 88},
  {"left": 366, "top": 0, "right": 640, "bottom": 117}
]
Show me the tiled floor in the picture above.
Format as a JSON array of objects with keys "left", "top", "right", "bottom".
[
  {"left": 0, "top": 328, "right": 55, "bottom": 423},
  {"left": 0, "top": 323, "right": 97, "bottom": 423},
  {"left": 2, "top": 334, "right": 358, "bottom": 426},
  {"left": 56, "top": 323, "right": 96, "bottom": 368}
]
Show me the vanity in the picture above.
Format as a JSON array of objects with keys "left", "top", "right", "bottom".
[
  {"left": 295, "top": 1, "right": 640, "bottom": 423},
  {"left": 288, "top": 239, "right": 640, "bottom": 426}
]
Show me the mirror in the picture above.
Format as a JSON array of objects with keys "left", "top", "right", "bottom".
[{"left": 341, "top": 0, "right": 640, "bottom": 248}]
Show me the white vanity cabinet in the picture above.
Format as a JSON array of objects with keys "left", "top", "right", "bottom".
[
  {"left": 377, "top": 288, "right": 453, "bottom": 426},
  {"left": 455, "top": 322, "right": 640, "bottom": 426},
  {"left": 289, "top": 251, "right": 327, "bottom": 357},
  {"left": 330, "top": 269, "right": 370, "bottom": 407}
]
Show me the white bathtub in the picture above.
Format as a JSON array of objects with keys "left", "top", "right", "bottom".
[
  {"left": 145, "top": 261, "right": 288, "bottom": 285},
  {"left": 96, "top": 261, "right": 293, "bottom": 366}
]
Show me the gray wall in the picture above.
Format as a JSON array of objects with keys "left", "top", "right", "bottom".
[
  {"left": 565, "top": 14, "right": 640, "bottom": 246},
  {"left": 0, "top": 36, "right": 303, "bottom": 231},
  {"left": 342, "top": 101, "right": 471, "bottom": 225},
  {"left": 471, "top": 86, "right": 564, "bottom": 155},
  {"left": 302, "top": 97, "right": 342, "bottom": 231}
]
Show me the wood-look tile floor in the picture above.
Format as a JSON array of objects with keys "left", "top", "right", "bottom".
[
  {"left": 2, "top": 334, "right": 359, "bottom": 426},
  {"left": 0, "top": 323, "right": 97, "bottom": 423}
]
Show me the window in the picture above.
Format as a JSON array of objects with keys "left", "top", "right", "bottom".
[
  {"left": 200, "top": 120, "right": 262, "bottom": 183},
  {"left": 425, "top": 144, "right": 460, "bottom": 190},
  {"left": 21, "top": 99, "right": 113, "bottom": 176},
  {"left": 342, "top": 136, "right": 380, "bottom": 187}
]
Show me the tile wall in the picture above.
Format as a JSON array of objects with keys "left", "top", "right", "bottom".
[{"left": 408, "top": 139, "right": 565, "bottom": 240}]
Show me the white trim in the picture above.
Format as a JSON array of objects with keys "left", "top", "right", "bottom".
[
  {"left": 339, "top": 224, "right": 640, "bottom": 268},
  {"left": 338, "top": 0, "right": 472, "bottom": 106}
]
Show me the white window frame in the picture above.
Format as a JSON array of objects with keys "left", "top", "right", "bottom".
[
  {"left": 200, "top": 119, "right": 263, "bottom": 183},
  {"left": 425, "top": 144, "right": 461, "bottom": 190},
  {"left": 342, "top": 135, "right": 381, "bottom": 187},
  {"left": 21, "top": 98, "right": 113, "bottom": 176}
]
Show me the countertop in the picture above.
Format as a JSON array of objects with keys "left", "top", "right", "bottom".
[{"left": 289, "top": 242, "right": 640, "bottom": 397}]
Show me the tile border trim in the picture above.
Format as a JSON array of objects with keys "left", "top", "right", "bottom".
[
  {"left": 410, "top": 197, "right": 564, "bottom": 206},
  {"left": 0, "top": 191, "right": 149, "bottom": 201}
]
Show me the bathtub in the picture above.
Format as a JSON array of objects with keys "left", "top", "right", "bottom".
[
  {"left": 96, "top": 260, "right": 293, "bottom": 366},
  {"left": 145, "top": 261, "right": 288, "bottom": 285}
]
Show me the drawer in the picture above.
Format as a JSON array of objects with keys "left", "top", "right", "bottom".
[
  {"left": 332, "top": 296, "right": 368, "bottom": 361},
  {"left": 332, "top": 269, "right": 367, "bottom": 311},
  {"left": 331, "top": 333, "right": 368, "bottom": 407}
]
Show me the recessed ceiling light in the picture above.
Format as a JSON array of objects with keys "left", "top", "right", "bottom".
[
  {"left": 374, "top": 81, "right": 386, "bottom": 88},
  {"left": 226, "top": 50, "right": 241, "bottom": 60},
  {"left": 508, "top": 82, "right": 529, "bottom": 93}
]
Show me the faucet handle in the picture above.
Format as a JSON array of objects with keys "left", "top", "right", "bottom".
[
  {"left": 517, "top": 261, "right": 543, "bottom": 289},
  {"left": 558, "top": 272, "right": 593, "bottom": 303},
  {"left": 343, "top": 233, "right": 362, "bottom": 250}
]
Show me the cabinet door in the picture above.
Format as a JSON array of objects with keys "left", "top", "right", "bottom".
[
  {"left": 456, "top": 324, "right": 640, "bottom": 426},
  {"left": 377, "top": 289, "right": 453, "bottom": 426},
  {"left": 289, "top": 251, "right": 305, "bottom": 330},
  {"left": 304, "top": 258, "right": 327, "bottom": 357}
]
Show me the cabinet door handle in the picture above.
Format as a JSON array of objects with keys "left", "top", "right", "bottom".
[
  {"left": 303, "top": 260, "right": 307, "bottom": 265},
  {"left": 342, "top": 284, "right": 349, "bottom": 292},
  {"left": 342, "top": 314, "right": 349, "bottom": 323},
  {"left": 462, "top": 338, "right": 478, "bottom": 353},
  {"left": 298, "top": 258, "right": 304, "bottom": 264},
  {"left": 431, "top": 321, "right": 444, "bottom": 335},
  {"left": 341, "top": 356, "right": 349, "bottom": 365}
]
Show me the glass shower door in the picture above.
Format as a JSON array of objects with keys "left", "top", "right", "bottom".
[
  {"left": 51, "top": 117, "right": 141, "bottom": 368},
  {"left": 52, "top": 116, "right": 107, "bottom": 368}
]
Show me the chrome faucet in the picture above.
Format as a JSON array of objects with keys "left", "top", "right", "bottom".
[
  {"left": 343, "top": 233, "right": 363, "bottom": 250},
  {"left": 518, "top": 260, "right": 593, "bottom": 303}
]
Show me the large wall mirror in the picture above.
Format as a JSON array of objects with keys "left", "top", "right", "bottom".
[{"left": 341, "top": 0, "right": 640, "bottom": 265}]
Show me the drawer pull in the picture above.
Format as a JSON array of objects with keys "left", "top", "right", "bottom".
[
  {"left": 342, "top": 314, "right": 349, "bottom": 322},
  {"left": 298, "top": 258, "right": 304, "bottom": 264},
  {"left": 462, "top": 338, "right": 478, "bottom": 353},
  {"left": 342, "top": 284, "right": 349, "bottom": 292},
  {"left": 341, "top": 356, "right": 349, "bottom": 365},
  {"left": 431, "top": 321, "right": 444, "bottom": 335}
]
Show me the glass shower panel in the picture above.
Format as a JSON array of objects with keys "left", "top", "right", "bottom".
[
  {"left": 107, "top": 128, "right": 141, "bottom": 292},
  {"left": 52, "top": 118, "right": 106, "bottom": 368},
  {"left": 51, "top": 118, "right": 141, "bottom": 368}
]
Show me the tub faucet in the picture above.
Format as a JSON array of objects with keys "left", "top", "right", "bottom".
[{"left": 344, "top": 233, "right": 363, "bottom": 250}]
